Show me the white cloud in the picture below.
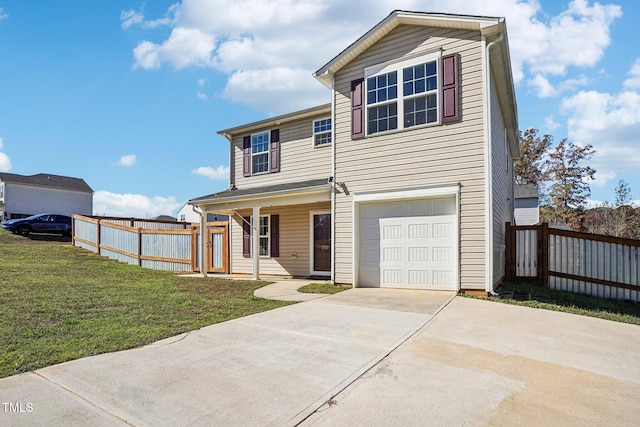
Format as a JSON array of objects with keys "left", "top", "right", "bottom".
[
  {"left": 561, "top": 90, "right": 640, "bottom": 188},
  {"left": 591, "top": 171, "right": 616, "bottom": 188},
  {"left": 93, "top": 191, "right": 180, "bottom": 218},
  {"left": 528, "top": 73, "right": 589, "bottom": 98},
  {"left": 544, "top": 116, "right": 560, "bottom": 131},
  {"left": 222, "top": 67, "right": 329, "bottom": 113},
  {"left": 0, "top": 138, "right": 11, "bottom": 172},
  {"left": 133, "top": 27, "right": 216, "bottom": 70},
  {"left": 623, "top": 59, "right": 640, "bottom": 90},
  {"left": 127, "top": 0, "right": 622, "bottom": 111},
  {"left": 120, "top": 9, "right": 144, "bottom": 29},
  {"left": 120, "top": 5, "right": 177, "bottom": 30},
  {"left": 192, "top": 165, "right": 229, "bottom": 180},
  {"left": 0, "top": 7, "right": 8, "bottom": 20},
  {"left": 115, "top": 154, "right": 137, "bottom": 167},
  {"left": 197, "top": 77, "right": 209, "bottom": 100},
  {"left": 528, "top": 74, "right": 557, "bottom": 98}
]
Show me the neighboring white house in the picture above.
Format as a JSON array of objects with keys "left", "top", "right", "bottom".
[
  {"left": 514, "top": 184, "right": 539, "bottom": 225},
  {"left": 176, "top": 203, "right": 228, "bottom": 223},
  {"left": 0, "top": 173, "right": 93, "bottom": 220}
]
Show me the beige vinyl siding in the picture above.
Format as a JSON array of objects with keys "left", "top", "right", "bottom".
[
  {"left": 231, "top": 114, "right": 332, "bottom": 190},
  {"left": 490, "top": 72, "right": 514, "bottom": 287},
  {"left": 332, "top": 25, "right": 487, "bottom": 289},
  {"left": 230, "top": 202, "right": 330, "bottom": 277}
]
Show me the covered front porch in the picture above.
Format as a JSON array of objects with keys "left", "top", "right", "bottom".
[{"left": 189, "top": 179, "right": 332, "bottom": 280}]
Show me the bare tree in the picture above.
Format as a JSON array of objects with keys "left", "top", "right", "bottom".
[{"left": 614, "top": 179, "right": 632, "bottom": 207}]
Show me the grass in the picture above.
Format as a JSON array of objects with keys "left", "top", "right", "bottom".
[
  {"left": 0, "top": 230, "right": 292, "bottom": 379},
  {"left": 297, "top": 282, "right": 351, "bottom": 294},
  {"left": 488, "top": 281, "right": 640, "bottom": 325}
]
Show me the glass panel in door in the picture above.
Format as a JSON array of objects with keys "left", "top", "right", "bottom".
[{"left": 313, "top": 213, "right": 331, "bottom": 272}]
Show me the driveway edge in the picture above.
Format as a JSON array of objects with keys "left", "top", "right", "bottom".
[{"left": 287, "top": 293, "right": 458, "bottom": 426}]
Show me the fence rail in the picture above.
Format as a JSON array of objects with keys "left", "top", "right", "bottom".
[
  {"left": 506, "top": 223, "right": 640, "bottom": 302},
  {"left": 73, "top": 214, "right": 196, "bottom": 272}
]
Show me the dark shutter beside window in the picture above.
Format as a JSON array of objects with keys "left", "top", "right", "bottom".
[
  {"left": 242, "top": 136, "right": 251, "bottom": 177},
  {"left": 242, "top": 216, "right": 251, "bottom": 257},
  {"left": 270, "top": 129, "right": 280, "bottom": 173},
  {"left": 351, "top": 78, "right": 364, "bottom": 139},
  {"left": 270, "top": 214, "right": 279, "bottom": 257},
  {"left": 441, "top": 53, "right": 460, "bottom": 124}
]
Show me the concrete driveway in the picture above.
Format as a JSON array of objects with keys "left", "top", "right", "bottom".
[{"left": 1, "top": 289, "right": 639, "bottom": 426}]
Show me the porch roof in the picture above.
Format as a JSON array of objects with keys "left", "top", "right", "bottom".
[{"left": 189, "top": 178, "right": 331, "bottom": 210}]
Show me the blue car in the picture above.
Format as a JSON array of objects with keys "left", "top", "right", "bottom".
[{"left": 2, "top": 213, "right": 72, "bottom": 236}]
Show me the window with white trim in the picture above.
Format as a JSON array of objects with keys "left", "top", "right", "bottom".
[
  {"left": 251, "top": 132, "right": 270, "bottom": 174},
  {"left": 313, "top": 118, "right": 332, "bottom": 146},
  {"left": 251, "top": 215, "right": 270, "bottom": 257},
  {"left": 365, "top": 52, "right": 440, "bottom": 135}
]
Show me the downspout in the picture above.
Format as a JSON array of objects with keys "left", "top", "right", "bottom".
[
  {"left": 330, "top": 77, "right": 337, "bottom": 284},
  {"left": 193, "top": 204, "right": 208, "bottom": 278},
  {"left": 484, "top": 30, "right": 505, "bottom": 296}
]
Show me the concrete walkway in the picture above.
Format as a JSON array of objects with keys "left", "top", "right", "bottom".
[{"left": 253, "top": 278, "right": 332, "bottom": 301}]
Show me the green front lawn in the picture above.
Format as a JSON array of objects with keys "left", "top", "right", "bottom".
[
  {"left": 297, "top": 282, "right": 351, "bottom": 294},
  {"left": 0, "top": 230, "right": 292, "bottom": 379},
  {"left": 490, "top": 281, "right": 640, "bottom": 325}
]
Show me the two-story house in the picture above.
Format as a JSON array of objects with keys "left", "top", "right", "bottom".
[
  {"left": 0, "top": 172, "right": 93, "bottom": 220},
  {"left": 189, "top": 10, "right": 519, "bottom": 295}
]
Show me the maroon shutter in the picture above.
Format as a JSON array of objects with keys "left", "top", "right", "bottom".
[
  {"left": 351, "top": 78, "right": 365, "bottom": 139},
  {"left": 441, "top": 53, "right": 460, "bottom": 124},
  {"left": 243, "top": 136, "right": 251, "bottom": 177},
  {"left": 270, "top": 214, "right": 279, "bottom": 257},
  {"left": 270, "top": 129, "right": 280, "bottom": 173},
  {"left": 242, "top": 216, "right": 251, "bottom": 258}
]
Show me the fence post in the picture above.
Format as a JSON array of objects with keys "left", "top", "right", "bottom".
[
  {"left": 505, "top": 222, "right": 514, "bottom": 281},
  {"left": 138, "top": 228, "right": 143, "bottom": 266},
  {"left": 96, "top": 217, "right": 101, "bottom": 255},
  {"left": 539, "top": 222, "right": 549, "bottom": 287}
]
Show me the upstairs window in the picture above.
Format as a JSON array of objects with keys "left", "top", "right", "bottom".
[
  {"left": 366, "top": 71, "right": 398, "bottom": 134},
  {"left": 351, "top": 52, "right": 459, "bottom": 140},
  {"left": 402, "top": 61, "right": 438, "bottom": 127},
  {"left": 251, "top": 132, "right": 270, "bottom": 174},
  {"left": 365, "top": 55, "right": 440, "bottom": 136},
  {"left": 243, "top": 129, "right": 280, "bottom": 177},
  {"left": 313, "top": 118, "right": 332, "bottom": 146}
]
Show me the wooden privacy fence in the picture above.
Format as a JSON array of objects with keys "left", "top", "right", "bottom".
[
  {"left": 506, "top": 222, "right": 640, "bottom": 302},
  {"left": 72, "top": 214, "right": 228, "bottom": 273}
]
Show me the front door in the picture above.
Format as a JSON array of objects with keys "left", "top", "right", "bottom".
[{"left": 311, "top": 212, "right": 331, "bottom": 275}]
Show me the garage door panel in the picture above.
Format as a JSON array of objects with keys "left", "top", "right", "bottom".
[
  {"left": 408, "top": 269, "right": 430, "bottom": 286},
  {"left": 433, "top": 270, "right": 455, "bottom": 286},
  {"left": 372, "top": 210, "right": 457, "bottom": 290}
]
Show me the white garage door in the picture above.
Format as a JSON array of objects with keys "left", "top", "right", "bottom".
[{"left": 358, "top": 197, "right": 458, "bottom": 290}]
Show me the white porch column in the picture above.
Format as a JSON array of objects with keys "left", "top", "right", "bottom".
[{"left": 252, "top": 206, "right": 260, "bottom": 280}]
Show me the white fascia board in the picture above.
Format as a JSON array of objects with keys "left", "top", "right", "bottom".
[{"left": 353, "top": 185, "right": 460, "bottom": 203}]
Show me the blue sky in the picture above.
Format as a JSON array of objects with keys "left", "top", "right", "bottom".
[{"left": 1, "top": 0, "right": 639, "bottom": 217}]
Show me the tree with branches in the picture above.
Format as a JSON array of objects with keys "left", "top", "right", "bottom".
[
  {"left": 514, "top": 128, "right": 552, "bottom": 194},
  {"left": 541, "top": 139, "right": 595, "bottom": 228}
]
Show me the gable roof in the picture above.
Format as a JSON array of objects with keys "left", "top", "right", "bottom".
[
  {"left": 0, "top": 173, "right": 93, "bottom": 193},
  {"left": 313, "top": 9, "right": 518, "bottom": 155},
  {"left": 514, "top": 183, "right": 539, "bottom": 199}
]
